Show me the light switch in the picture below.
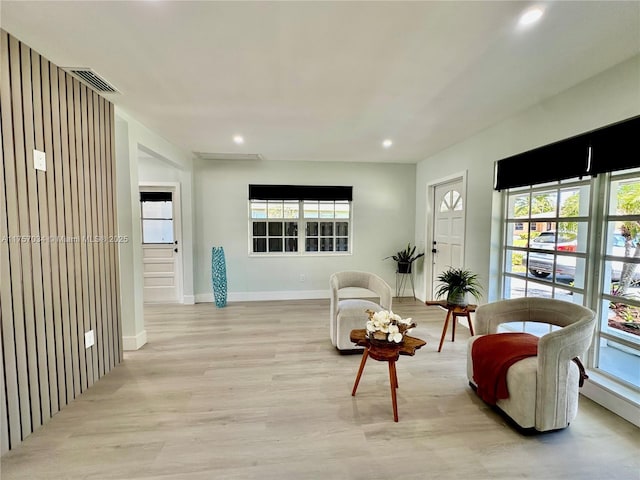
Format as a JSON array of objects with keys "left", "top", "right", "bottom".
[
  {"left": 34, "top": 149, "right": 46, "bottom": 171},
  {"left": 85, "top": 330, "right": 95, "bottom": 349}
]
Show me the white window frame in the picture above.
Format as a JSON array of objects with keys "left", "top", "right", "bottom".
[
  {"left": 498, "top": 172, "right": 640, "bottom": 407},
  {"left": 249, "top": 199, "right": 352, "bottom": 256}
]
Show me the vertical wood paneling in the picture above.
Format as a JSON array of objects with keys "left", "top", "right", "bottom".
[
  {"left": 30, "top": 50, "right": 52, "bottom": 425},
  {"left": 21, "top": 41, "right": 49, "bottom": 428},
  {"left": 57, "top": 68, "right": 75, "bottom": 404},
  {"left": 75, "top": 80, "right": 95, "bottom": 390},
  {"left": 40, "top": 55, "right": 60, "bottom": 417},
  {"left": 108, "top": 102, "right": 123, "bottom": 364},
  {"left": 66, "top": 74, "right": 83, "bottom": 397},
  {"left": 0, "top": 104, "right": 8, "bottom": 453},
  {"left": 81, "top": 85, "right": 101, "bottom": 385},
  {"left": 10, "top": 34, "right": 38, "bottom": 435},
  {"left": 91, "top": 91, "right": 104, "bottom": 378},
  {"left": 1, "top": 30, "right": 121, "bottom": 453},
  {"left": 0, "top": 323, "right": 7, "bottom": 454},
  {"left": 49, "top": 65, "right": 68, "bottom": 409},
  {"left": 101, "top": 96, "right": 114, "bottom": 370},
  {"left": 0, "top": 30, "right": 23, "bottom": 451}
]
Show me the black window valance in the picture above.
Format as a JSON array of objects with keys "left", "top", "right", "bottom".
[
  {"left": 493, "top": 134, "right": 591, "bottom": 190},
  {"left": 140, "top": 191, "right": 172, "bottom": 202},
  {"left": 494, "top": 115, "right": 640, "bottom": 190},
  {"left": 590, "top": 116, "right": 640, "bottom": 175},
  {"left": 248, "top": 185, "right": 353, "bottom": 201}
]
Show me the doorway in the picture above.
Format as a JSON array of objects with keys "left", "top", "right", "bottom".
[
  {"left": 430, "top": 177, "right": 466, "bottom": 299},
  {"left": 139, "top": 185, "right": 182, "bottom": 303}
]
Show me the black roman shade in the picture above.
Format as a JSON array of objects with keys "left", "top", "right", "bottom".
[
  {"left": 494, "top": 115, "right": 640, "bottom": 190},
  {"left": 494, "top": 134, "right": 591, "bottom": 190},
  {"left": 589, "top": 116, "right": 640, "bottom": 175},
  {"left": 248, "top": 185, "right": 353, "bottom": 201},
  {"left": 140, "top": 191, "right": 172, "bottom": 202}
]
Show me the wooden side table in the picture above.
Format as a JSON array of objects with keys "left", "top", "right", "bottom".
[
  {"left": 350, "top": 329, "right": 426, "bottom": 422},
  {"left": 425, "top": 300, "right": 476, "bottom": 352}
]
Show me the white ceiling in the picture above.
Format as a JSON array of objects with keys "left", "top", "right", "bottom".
[{"left": 1, "top": 1, "right": 639, "bottom": 163}]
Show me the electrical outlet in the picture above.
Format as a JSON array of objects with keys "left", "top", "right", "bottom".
[
  {"left": 84, "top": 330, "right": 95, "bottom": 349},
  {"left": 299, "top": 274, "right": 306, "bottom": 282},
  {"left": 33, "top": 149, "right": 46, "bottom": 171}
]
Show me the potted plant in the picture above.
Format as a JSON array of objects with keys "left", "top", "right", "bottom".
[
  {"left": 434, "top": 266, "right": 483, "bottom": 306},
  {"left": 385, "top": 243, "right": 425, "bottom": 274}
]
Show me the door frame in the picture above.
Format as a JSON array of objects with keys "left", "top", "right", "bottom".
[
  {"left": 424, "top": 171, "right": 468, "bottom": 299},
  {"left": 139, "top": 182, "right": 183, "bottom": 303}
]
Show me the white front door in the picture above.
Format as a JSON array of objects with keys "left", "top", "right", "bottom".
[
  {"left": 140, "top": 188, "right": 180, "bottom": 303},
  {"left": 431, "top": 179, "right": 466, "bottom": 298}
]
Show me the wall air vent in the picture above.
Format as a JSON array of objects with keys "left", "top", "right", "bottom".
[
  {"left": 194, "top": 152, "right": 264, "bottom": 161},
  {"left": 63, "top": 68, "right": 119, "bottom": 93}
]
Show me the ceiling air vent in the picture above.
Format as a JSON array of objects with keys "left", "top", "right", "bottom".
[
  {"left": 63, "top": 68, "right": 119, "bottom": 93},
  {"left": 194, "top": 152, "right": 264, "bottom": 161}
]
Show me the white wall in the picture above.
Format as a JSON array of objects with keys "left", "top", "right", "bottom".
[
  {"left": 415, "top": 54, "right": 640, "bottom": 426},
  {"left": 193, "top": 159, "right": 417, "bottom": 301},
  {"left": 114, "top": 108, "right": 195, "bottom": 349},
  {"left": 139, "top": 154, "right": 183, "bottom": 183},
  {"left": 415, "top": 54, "right": 640, "bottom": 302}
]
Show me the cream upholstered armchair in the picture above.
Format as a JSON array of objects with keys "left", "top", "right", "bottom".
[
  {"left": 330, "top": 271, "right": 393, "bottom": 351},
  {"left": 467, "top": 297, "right": 596, "bottom": 432}
]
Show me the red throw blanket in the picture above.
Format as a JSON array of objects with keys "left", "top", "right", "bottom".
[{"left": 472, "top": 333, "right": 539, "bottom": 405}]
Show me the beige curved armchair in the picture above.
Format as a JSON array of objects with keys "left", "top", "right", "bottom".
[
  {"left": 467, "top": 297, "right": 596, "bottom": 432},
  {"left": 330, "top": 271, "right": 393, "bottom": 351}
]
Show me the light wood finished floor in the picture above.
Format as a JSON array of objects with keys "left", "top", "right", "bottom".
[{"left": 1, "top": 299, "right": 638, "bottom": 479}]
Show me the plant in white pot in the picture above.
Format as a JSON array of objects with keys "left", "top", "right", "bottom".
[
  {"left": 385, "top": 243, "right": 425, "bottom": 274},
  {"left": 434, "top": 267, "right": 483, "bottom": 307}
]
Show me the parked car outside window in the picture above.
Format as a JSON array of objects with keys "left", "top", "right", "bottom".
[
  {"left": 523, "top": 232, "right": 639, "bottom": 282},
  {"left": 525, "top": 231, "right": 577, "bottom": 279}
]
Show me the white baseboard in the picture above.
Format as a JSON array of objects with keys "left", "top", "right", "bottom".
[
  {"left": 194, "top": 293, "right": 213, "bottom": 303},
  {"left": 195, "top": 290, "right": 329, "bottom": 303},
  {"left": 183, "top": 295, "right": 195, "bottom": 305},
  {"left": 581, "top": 372, "right": 640, "bottom": 427},
  {"left": 123, "top": 330, "right": 147, "bottom": 351},
  {"left": 194, "top": 290, "right": 428, "bottom": 304}
]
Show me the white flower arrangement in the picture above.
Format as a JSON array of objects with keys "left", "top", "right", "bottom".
[{"left": 365, "top": 309, "right": 417, "bottom": 343}]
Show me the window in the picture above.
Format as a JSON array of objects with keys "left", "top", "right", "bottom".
[
  {"left": 595, "top": 170, "right": 640, "bottom": 388},
  {"left": 249, "top": 185, "right": 352, "bottom": 254},
  {"left": 500, "top": 171, "right": 640, "bottom": 395},
  {"left": 303, "top": 200, "right": 350, "bottom": 252},
  {"left": 439, "top": 190, "right": 463, "bottom": 212},
  {"left": 497, "top": 116, "right": 640, "bottom": 406},
  {"left": 140, "top": 191, "right": 174, "bottom": 244},
  {"left": 502, "top": 179, "right": 591, "bottom": 303},
  {"left": 250, "top": 200, "right": 299, "bottom": 253}
]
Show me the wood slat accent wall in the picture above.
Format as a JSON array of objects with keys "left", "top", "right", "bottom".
[{"left": 0, "top": 30, "right": 122, "bottom": 454}]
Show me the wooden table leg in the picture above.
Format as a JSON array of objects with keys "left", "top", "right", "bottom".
[
  {"left": 391, "top": 360, "right": 398, "bottom": 389},
  {"left": 451, "top": 313, "right": 457, "bottom": 342},
  {"left": 467, "top": 313, "right": 475, "bottom": 336},
  {"left": 438, "top": 310, "right": 452, "bottom": 352},
  {"left": 351, "top": 348, "right": 369, "bottom": 396},
  {"left": 388, "top": 360, "right": 399, "bottom": 422}
]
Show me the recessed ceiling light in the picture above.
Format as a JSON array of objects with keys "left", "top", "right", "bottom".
[
  {"left": 519, "top": 6, "right": 544, "bottom": 26},
  {"left": 382, "top": 139, "right": 393, "bottom": 148},
  {"left": 233, "top": 135, "right": 244, "bottom": 145}
]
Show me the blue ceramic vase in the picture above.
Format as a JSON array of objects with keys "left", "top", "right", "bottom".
[{"left": 211, "top": 246, "right": 227, "bottom": 308}]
